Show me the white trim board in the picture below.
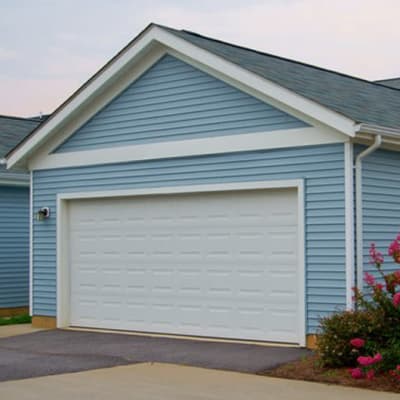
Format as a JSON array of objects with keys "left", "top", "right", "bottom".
[
  {"left": 0, "top": 172, "right": 29, "bottom": 186},
  {"left": 29, "top": 171, "right": 33, "bottom": 315},
  {"left": 56, "top": 179, "right": 306, "bottom": 346},
  {"left": 8, "top": 24, "right": 357, "bottom": 169},
  {"left": 30, "top": 127, "right": 346, "bottom": 170},
  {"left": 344, "top": 141, "right": 355, "bottom": 310},
  {"left": 0, "top": 179, "right": 29, "bottom": 187}
]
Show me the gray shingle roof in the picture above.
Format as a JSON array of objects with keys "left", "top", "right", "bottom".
[
  {"left": 375, "top": 78, "right": 400, "bottom": 90},
  {"left": 161, "top": 26, "right": 400, "bottom": 130},
  {"left": 0, "top": 115, "right": 40, "bottom": 159}
]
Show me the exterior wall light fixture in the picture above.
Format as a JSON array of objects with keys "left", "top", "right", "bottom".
[{"left": 36, "top": 207, "right": 50, "bottom": 221}]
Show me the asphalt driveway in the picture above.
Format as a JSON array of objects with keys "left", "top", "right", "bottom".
[{"left": 0, "top": 329, "right": 310, "bottom": 381}]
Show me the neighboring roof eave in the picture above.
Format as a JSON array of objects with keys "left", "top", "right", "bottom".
[
  {"left": 6, "top": 24, "right": 359, "bottom": 169},
  {"left": 0, "top": 114, "right": 41, "bottom": 161}
]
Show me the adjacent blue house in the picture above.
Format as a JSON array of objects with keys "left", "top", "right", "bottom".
[
  {"left": 6, "top": 24, "right": 400, "bottom": 346},
  {"left": 0, "top": 115, "right": 40, "bottom": 315}
]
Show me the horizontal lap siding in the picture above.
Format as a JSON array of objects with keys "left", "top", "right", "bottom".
[
  {"left": 33, "top": 143, "right": 346, "bottom": 333},
  {"left": 0, "top": 186, "right": 29, "bottom": 308},
  {"left": 361, "top": 148, "right": 400, "bottom": 280},
  {"left": 55, "top": 55, "right": 307, "bottom": 152}
]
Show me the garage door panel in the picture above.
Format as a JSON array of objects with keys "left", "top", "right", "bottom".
[{"left": 68, "top": 188, "right": 301, "bottom": 343}]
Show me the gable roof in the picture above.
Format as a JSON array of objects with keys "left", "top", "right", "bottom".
[
  {"left": 375, "top": 78, "right": 400, "bottom": 90},
  {"left": 0, "top": 115, "right": 40, "bottom": 159},
  {"left": 162, "top": 26, "right": 400, "bottom": 130},
  {"left": 6, "top": 23, "right": 400, "bottom": 168}
]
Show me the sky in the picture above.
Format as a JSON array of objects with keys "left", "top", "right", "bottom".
[{"left": 1, "top": 0, "right": 400, "bottom": 117}]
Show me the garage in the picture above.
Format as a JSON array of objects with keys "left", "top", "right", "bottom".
[{"left": 65, "top": 186, "right": 303, "bottom": 344}]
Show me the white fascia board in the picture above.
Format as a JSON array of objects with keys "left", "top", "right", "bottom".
[
  {"left": 153, "top": 28, "right": 357, "bottom": 136},
  {"left": 29, "top": 127, "right": 347, "bottom": 171},
  {"left": 7, "top": 26, "right": 163, "bottom": 169},
  {"left": 28, "top": 48, "right": 167, "bottom": 168},
  {"left": 9, "top": 25, "right": 356, "bottom": 170}
]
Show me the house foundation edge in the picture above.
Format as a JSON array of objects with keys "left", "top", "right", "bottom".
[
  {"left": 30, "top": 315, "right": 318, "bottom": 349},
  {"left": 0, "top": 306, "right": 29, "bottom": 318},
  {"left": 31, "top": 316, "right": 57, "bottom": 329}
]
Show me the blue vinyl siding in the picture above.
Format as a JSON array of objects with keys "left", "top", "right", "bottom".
[
  {"left": 33, "top": 143, "right": 346, "bottom": 333},
  {"left": 0, "top": 185, "right": 29, "bottom": 308},
  {"left": 361, "top": 147, "right": 400, "bottom": 281},
  {"left": 55, "top": 55, "right": 308, "bottom": 152}
]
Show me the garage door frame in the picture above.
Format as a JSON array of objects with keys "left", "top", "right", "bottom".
[{"left": 56, "top": 179, "right": 305, "bottom": 345}]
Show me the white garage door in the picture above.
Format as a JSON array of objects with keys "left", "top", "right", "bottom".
[{"left": 68, "top": 188, "right": 301, "bottom": 343}]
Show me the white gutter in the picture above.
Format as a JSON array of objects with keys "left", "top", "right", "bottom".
[
  {"left": 356, "top": 123, "right": 400, "bottom": 139},
  {"left": 355, "top": 134, "right": 382, "bottom": 290}
]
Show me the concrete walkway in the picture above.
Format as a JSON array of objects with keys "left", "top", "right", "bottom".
[
  {"left": 0, "top": 324, "right": 45, "bottom": 339},
  {"left": 0, "top": 363, "right": 397, "bottom": 400}
]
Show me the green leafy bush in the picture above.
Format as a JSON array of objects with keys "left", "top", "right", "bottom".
[{"left": 317, "top": 309, "right": 383, "bottom": 367}]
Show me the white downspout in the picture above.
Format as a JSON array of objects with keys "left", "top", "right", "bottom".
[{"left": 355, "top": 134, "right": 382, "bottom": 290}]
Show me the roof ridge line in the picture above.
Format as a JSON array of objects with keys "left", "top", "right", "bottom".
[
  {"left": 0, "top": 114, "right": 41, "bottom": 122},
  {"left": 180, "top": 29, "right": 400, "bottom": 92},
  {"left": 375, "top": 77, "right": 400, "bottom": 82}
]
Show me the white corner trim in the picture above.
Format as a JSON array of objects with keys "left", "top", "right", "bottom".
[
  {"left": 56, "top": 178, "right": 306, "bottom": 346},
  {"left": 344, "top": 142, "right": 354, "bottom": 310},
  {"left": 8, "top": 25, "right": 356, "bottom": 169},
  {"left": 355, "top": 135, "right": 382, "bottom": 290},
  {"left": 296, "top": 180, "right": 306, "bottom": 347},
  {"left": 29, "top": 172, "right": 33, "bottom": 316},
  {"left": 30, "top": 127, "right": 346, "bottom": 170}
]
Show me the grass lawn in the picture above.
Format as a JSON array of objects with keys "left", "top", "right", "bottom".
[
  {"left": 262, "top": 354, "right": 400, "bottom": 393},
  {"left": 0, "top": 314, "right": 31, "bottom": 326}
]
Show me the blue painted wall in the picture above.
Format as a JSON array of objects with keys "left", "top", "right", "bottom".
[
  {"left": 55, "top": 55, "right": 308, "bottom": 152},
  {"left": 0, "top": 185, "right": 29, "bottom": 309},
  {"left": 33, "top": 143, "right": 346, "bottom": 333},
  {"left": 360, "top": 147, "right": 400, "bottom": 281}
]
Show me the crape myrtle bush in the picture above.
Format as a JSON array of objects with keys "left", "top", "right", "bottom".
[
  {"left": 317, "top": 235, "right": 400, "bottom": 380},
  {"left": 317, "top": 310, "right": 384, "bottom": 368}
]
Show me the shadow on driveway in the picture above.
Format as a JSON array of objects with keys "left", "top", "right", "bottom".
[{"left": 0, "top": 329, "right": 311, "bottom": 381}]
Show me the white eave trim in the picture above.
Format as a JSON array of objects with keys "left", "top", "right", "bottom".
[
  {"left": 8, "top": 25, "right": 357, "bottom": 169},
  {"left": 29, "top": 127, "right": 347, "bottom": 170},
  {"left": 0, "top": 172, "right": 29, "bottom": 186}
]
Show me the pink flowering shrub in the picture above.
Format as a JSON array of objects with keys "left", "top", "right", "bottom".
[
  {"left": 348, "top": 342, "right": 382, "bottom": 380},
  {"left": 317, "top": 234, "right": 400, "bottom": 376},
  {"left": 350, "top": 338, "right": 365, "bottom": 348},
  {"left": 389, "top": 365, "right": 400, "bottom": 381},
  {"left": 353, "top": 239, "right": 400, "bottom": 347}
]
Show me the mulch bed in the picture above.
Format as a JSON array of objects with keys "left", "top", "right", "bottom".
[{"left": 261, "top": 354, "right": 400, "bottom": 393}]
